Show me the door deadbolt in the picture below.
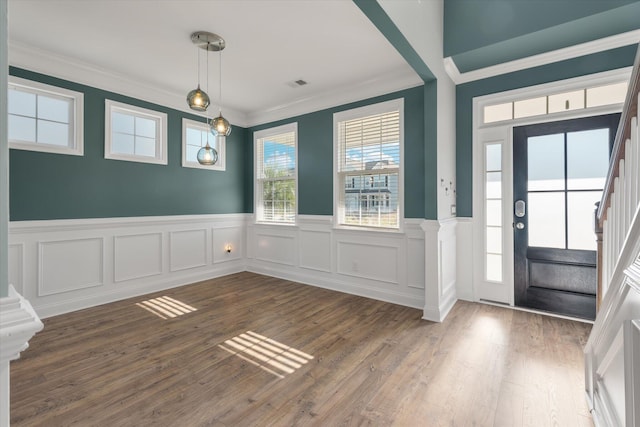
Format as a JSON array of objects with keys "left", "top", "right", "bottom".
[
  {"left": 515, "top": 222, "right": 525, "bottom": 230},
  {"left": 515, "top": 200, "right": 526, "bottom": 218}
]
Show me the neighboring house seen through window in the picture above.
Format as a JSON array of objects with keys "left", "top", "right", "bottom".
[
  {"left": 105, "top": 100, "right": 167, "bottom": 165},
  {"left": 8, "top": 76, "right": 84, "bottom": 156},
  {"left": 182, "top": 118, "right": 226, "bottom": 170},
  {"left": 335, "top": 99, "right": 403, "bottom": 229},
  {"left": 254, "top": 123, "right": 297, "bottom": 223}
]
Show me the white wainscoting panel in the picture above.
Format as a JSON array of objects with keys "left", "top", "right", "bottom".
[
  {"left": 114, "top": 233, "right": 163, "bottom": 283},
  {"left": 8, "top": 244, "right": 23, "bottom": 295},
  {"left": 9, "top": 214, "right": 247, "bottom": 318},
  {"left": 336, "top": 241, "right": 399, "bottom": 284},
  {"left": 169, "top": 229, "right": 207, "bottom": 272},
  {"left": 407, "top": 237, "right": 425, "bottom": 289},
  {"left": 38, "top": 238, "right": 104, "bottom": 296},
  {"left": 455, "top": 218, "right": 474, "bottom": 301},
  {"left": 212, "top": 226, "right": 244, "bottom": 264},
  {"left": 247, "top": 216, "right": 429, "bottom": 310},
  {"left": 422, "top": 219, "right": 458, "bottom": 322},
  {"left": 299, "top": 230, "right": 332, "bottom": 272},
  {"left": 254, "top": 226, "right": 297, "bottom": 266}
]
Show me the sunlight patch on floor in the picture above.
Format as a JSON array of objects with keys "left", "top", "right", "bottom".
[
  {"left": 136, "top": 296, "right": 197, "bottom": 319},
  {"left": 218, "top": 331, "right": 313, "bottom": 378}
]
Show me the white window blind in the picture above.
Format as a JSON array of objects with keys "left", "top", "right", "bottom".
[
  {"left": 336, "top": 102, "right": 401, "bottom": 229},
  {"left": 255, "top": 123, "right": 297, "bottom": 223}
]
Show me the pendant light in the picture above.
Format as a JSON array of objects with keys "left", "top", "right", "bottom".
[
  {"left": 186, "top": 33, "right": 210, "bottom": 111},
  {"left": 210, "top": 38, "right": 232, "bottom": 137}
]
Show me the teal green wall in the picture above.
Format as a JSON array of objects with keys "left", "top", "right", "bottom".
[
  {"left": 9, "top": 67, "right": 247, "bottom": 221},
  {"left": 247, "top": 86, "right": 426, "bottom": 218},
  {"left": 445, "top": 1, "right": 640, "bottom": 72},
  {"left": 455, "top": 45, "right": 638, "bottom": 217}
]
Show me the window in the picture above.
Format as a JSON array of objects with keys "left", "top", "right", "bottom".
[
  {"left": 483, "top": 80, "right": 628, "bottom": 124},
  {"left": 8, "top": 76, "right": 83, "bottom": 155},
  {"left": 105, "top": 100, "right": 167, "bottom": 165},
  {"left": 182, "top": 118, "right": 225, "bottom": 170},
  {"left": 484, "top": 143, "right": 503, "bottom": 282},
  {"left": 254, "top": 123, "right": 297, "bottom": 223},
  {"left": 334, "top": 98, "right": 403, "bottom": 229}
]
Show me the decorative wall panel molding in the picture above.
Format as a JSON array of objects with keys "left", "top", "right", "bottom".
[
  {"left": 8, "top": 214, "right": 247, "bottom": 318},
  {"left": 114, "top": 233, "right": 162, "bottom": 283},
  {"left": 38, "top": 237, "right": 104, "bottom": 296},
  {"left": 169, "top": 229, "right": 207, "bottom": 272},
  {"left": 246, "top": 216, "right": 431, "bottom": 310},
  {"left": 8, "top": 243, "right": 23, "bottom": 295}
]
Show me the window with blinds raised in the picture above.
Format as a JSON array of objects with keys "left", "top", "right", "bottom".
[
  {"left": 334, "top": 99, "right": 403, "bottom": 229},
  {"left": 254, "top": 123, "right": 297, "bottom": 223}
]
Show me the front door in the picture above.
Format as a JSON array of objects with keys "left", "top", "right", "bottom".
[{"left": 512, "top": 114, "right": 619, "bottom": 320}]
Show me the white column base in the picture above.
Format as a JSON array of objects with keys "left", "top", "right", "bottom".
[{"left": 0, "top": 285, "right": 43, "bottom": 427}]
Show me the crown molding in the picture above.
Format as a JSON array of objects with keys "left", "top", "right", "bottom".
[
  {"left": 245, "top": 67, "right": 423, "bottom": 127},
  {"left": 444, "top": 29, "right": 640, "bottom": 85},
  {"left": 9, "top": 41, "right": 423, "bottom": 129},
  {"left": 8, "top": 41, "right": 249, "bottom": 127}
]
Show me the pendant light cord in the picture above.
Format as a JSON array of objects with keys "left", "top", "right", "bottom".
[{"left": 219, "top": 40, "right": 223, "bottom": 114}]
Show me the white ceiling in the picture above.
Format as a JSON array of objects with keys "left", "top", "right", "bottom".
[{"left": 7, "top": 0, "right": 422, "bottom": 127}]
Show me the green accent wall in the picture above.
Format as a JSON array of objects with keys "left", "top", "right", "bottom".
[
  {"left": 445, "top": 0, "right": 640, "bottom": 72},
  {"left": 9, "top": 67, "right": 247, "bottom": 221},
  {"left": 455, "top": 45, "right": 638, "bottom": 217},
  {"left": 247, "top": 86, "right": 426, "bottom": 218}
]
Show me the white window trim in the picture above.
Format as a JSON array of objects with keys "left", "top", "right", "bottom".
[
  {"left": 254, "top": 122, "right": 298, "bottom": 225},
  {"left": 104, "top": 99, "right": 167, "bottom": 165},
  {"left": 333, "top": 98, "right": 404, "bottom": 232},
  {"left": 8, "top": 76, "right": 84, "bottom": 156},
  {"left": 181, "top": 118, "right": 226, "bottom": 171}
]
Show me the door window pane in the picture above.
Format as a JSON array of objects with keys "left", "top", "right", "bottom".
[
  {"left": 486, "top": 226, "right": 502, "bottom": 254},
  {"left": 528, "top": 192, "right": 566, "bottom": 248},
  {"left": 548, "top": 90, "right": 584, "bottom": 113},
  {"left": 567, "top": 191, "right": 600, "bottom": 250},
  {"left": 486, "top": 254, "right": 502, "bottom": 282},
  {"left": 484, "top": 103, "right": 512, "bottom": 124},
  {"left": 486, "top": 172, "right": 502, "bottom": 198},
  {"left": 486, "top": 200, "right": 502, "bottom": 226},
  {"left": 586, "top": 82, "right": 628, "bottom": 108},
  {"left": 486, "top": 143, "right": 501, "bottom": 171},
  {"left": 514, "top": 96, "right": 546, "bottom": 119},
  {"left": 528, "top": 134, "right": 565, "bottom": 191},
  {"left": 567, "top": 129, "right": 609, "bottom": 190}
]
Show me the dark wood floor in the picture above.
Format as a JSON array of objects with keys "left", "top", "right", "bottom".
[{"left": 11, "top": 272, "right": 593, "bottom": 426}]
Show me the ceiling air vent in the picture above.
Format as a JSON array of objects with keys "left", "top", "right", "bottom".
[{"left": 286, "top": 79, "right": 308, "bottom": 88}]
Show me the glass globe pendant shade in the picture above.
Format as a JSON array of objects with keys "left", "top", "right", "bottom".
[
  {"left": 210, "top": 114, "right": 232, "bottom": 137},
  {"left": 197, "top": 143, "right": 218, "bottom": 165},
  {"left": 187, "top": 85, "right": 211, "bottom": 111}
]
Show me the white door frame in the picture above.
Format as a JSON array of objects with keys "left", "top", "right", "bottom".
[{"left": 471, "top": 68, "right": 630, "bottom": 306}]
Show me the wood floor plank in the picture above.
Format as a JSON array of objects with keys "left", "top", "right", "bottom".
[{"left": 10, "top": 272, "right": 592, "bottom": 426}]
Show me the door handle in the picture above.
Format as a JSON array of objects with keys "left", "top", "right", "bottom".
[{"left": 515, "top": 200, "right": 525, "bottom": 218}]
